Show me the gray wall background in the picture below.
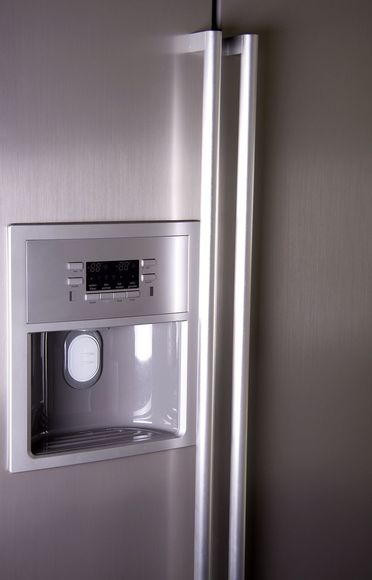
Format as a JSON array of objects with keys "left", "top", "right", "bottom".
[{"left": 218, "top": 1, "right": 372, "bottom": 579}]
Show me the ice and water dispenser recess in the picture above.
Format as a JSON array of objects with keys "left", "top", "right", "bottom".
[{"left": 7, "top": 222, "right": 199, "bottom": 472}]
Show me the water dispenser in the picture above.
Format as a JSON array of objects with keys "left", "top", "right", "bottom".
[{"left": 7, "top": 222, "right": 199, "bottom": 472}]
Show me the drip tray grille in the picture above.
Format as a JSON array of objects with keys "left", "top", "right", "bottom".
[{"left": 32, "top": 427, "right": 177, "bottom": 456}]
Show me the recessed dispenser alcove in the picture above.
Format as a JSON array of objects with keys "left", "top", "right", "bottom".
[{"left": 8, "top": 221, "right": 199, "bottom": 472}]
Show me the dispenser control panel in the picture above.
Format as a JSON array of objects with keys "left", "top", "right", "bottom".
[
  {"left": 24, "top": 234, "right": 190, "bottom": 324},
  {"left": 7, "top": 222, "right": 199, "bottom": 472}
]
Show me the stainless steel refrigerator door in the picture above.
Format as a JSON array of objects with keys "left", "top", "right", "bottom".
[
  {"left": 219, "top": 1, "right": 372, "bottom": 579},
  {"left": 0, "top": 1, "right": 209, "bottom": 579}
]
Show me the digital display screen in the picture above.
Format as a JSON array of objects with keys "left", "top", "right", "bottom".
[{"left": 86, "top": 260, "right": 139, "bottom": 292}]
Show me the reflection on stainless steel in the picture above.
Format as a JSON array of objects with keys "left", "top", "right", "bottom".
[
  {"left": 224, "top": 34, "right": 258, "bottom": 580},
  {"left": 183, "top": 30, "right": 222, "bottom": 580}
]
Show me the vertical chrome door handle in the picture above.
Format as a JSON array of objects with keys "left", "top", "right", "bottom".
[
  {"left": 181, "top": 30, "right": 222, "bottom": 580},
  {"left": 224, "top": 34, "right": 259, "bottom": 580}
]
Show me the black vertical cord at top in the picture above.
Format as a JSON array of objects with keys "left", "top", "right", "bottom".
[{"left": 211, "top": 0, "right": 221, "bottom": 30}]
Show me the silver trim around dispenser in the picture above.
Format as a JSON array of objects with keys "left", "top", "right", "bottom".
[{"left": 7, "top": 221, "right": 199, "bottom": 472}]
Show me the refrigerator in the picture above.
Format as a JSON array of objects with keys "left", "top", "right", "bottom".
[
  {"left": 0, "top": 2, "right": 208, "bottom": 580},
  {"left": 1, "top": 1, "right": 372, "bottom": 579}
]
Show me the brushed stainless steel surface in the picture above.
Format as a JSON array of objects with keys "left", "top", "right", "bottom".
[
  {"left": 3, "top": 446, "right": 197, "bottom": 579},
  {"left": 220, "top": 1, "right": 372, "bottom": 579},
  {"left": 226, "top": 34, "right": 258, "bottom": 580},
  {"left": 0, "top": 3, "right": 205, "bottom": 225},
  {"left": 0, "top": 0, "right": 209, "bottom": 576},
  {"left": 186, "top": 31, "right": 222, "bottom": 580}
]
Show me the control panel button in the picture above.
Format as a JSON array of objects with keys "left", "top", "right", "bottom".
[
  {"left": 67, "top": 277, "right": 84, "bottom": 286},
  {"left": 113, "top": 292, "right": 126, "bottom": 302},
  {"left": 67, "top": 262, "right": 84, "bottom": 271},
  {"left": 141, "top": 273, "right": 156, "bottom": 283},
  {"left": 127, "top": 290, "right": 140, "bottom": 298},
  {"left": 141, "top": 259, "right": 156, "bottom": 268},
  {"left": 100, "top": 292, "right": 114, "bottom": 301},
  {"left": 85, "top": 293, "right": 100, "bottom": 302}
]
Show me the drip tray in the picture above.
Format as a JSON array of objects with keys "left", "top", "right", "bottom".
[{"left": 32, "top": 427, "right": 177, "bottom": 456}]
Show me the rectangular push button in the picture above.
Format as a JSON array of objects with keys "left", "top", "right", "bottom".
[
  {"left": 141, "top": 259, "right": 156, "bottom": 268},
  {"left": 100, "top": 292, "right": 114, "bottom": 301},
  {"left": 113, "top": 292, "right": 126, "bottom": 302},
  {"left": 67, "top": 262, "right": 84, "bottom": 271},
  {"left": 141, "top": 273, "right": 156, "bottom": 283},
  {"left": 127, "top": 290, "right": 140, "bottom": 298},
  {"left": 67, "top": 277, "right": 83, "bottom": 286},
  {"left": 85, "top": 293, "right": 99, "bottom": 302}
]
